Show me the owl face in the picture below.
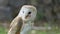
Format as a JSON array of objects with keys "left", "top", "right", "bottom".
[{"left": 18, "top": 5, "right": 37, "bottom": 22}]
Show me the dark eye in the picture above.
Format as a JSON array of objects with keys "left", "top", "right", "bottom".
[
  {"left": 28, "top": 12, "right": 31, "bottom": 14},
  {"left": 23, "top": 11, "right": 24, "bottom": 13}
]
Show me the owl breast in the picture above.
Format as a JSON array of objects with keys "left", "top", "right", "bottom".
[{"left": 20, "top": 22, "right": 33, "bottom": 34}]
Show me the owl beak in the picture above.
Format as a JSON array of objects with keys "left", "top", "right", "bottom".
[
  {"left": 25, "top": 11, "right": 31, "bottom": 19},
  {"left": 25, "top": 15, "right": 29, "bottom": 19},
  {"left": 25, "top": 14, "right": 31, "bottom": 19}
]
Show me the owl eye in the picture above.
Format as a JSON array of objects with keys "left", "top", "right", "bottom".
[
  {"left": 28, "top": 12, "right": 31, "bottom": 14},
  {"left": 23, "top": 11, "right": 24, "bottom": 13}
]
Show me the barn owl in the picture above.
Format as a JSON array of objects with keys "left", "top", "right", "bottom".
[{"left": 8, "top": 5, "right": 37, "bottom": 34}]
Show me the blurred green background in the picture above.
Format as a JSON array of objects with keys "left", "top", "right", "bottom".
[{"left": 0, "top": 0, "right": 60, "bottom": 34}]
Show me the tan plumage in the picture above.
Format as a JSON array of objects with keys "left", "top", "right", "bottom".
[{"left": 8, "top": 16, "right": 23, "bottom": 34}]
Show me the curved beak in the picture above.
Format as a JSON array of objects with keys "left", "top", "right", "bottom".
[{"left": 25, "top": 14, "right": 31, "bottom": 19}]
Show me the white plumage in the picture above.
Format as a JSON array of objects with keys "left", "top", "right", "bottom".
[
  {"left": 8, "top": 5, "right": 37, "bottom": 34},
  {"left": 19, "top": 5, "right": 37, "bottom": 34},
  {"left": 18, "top": 5, "right": 37, "bottom": 21}
]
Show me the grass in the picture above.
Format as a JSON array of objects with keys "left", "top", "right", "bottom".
[
  {"left": 0, "top": 26, "right": 7, "bottom": 34},
  {"left": 31, "top": 30, "right": 60, "bottom": 34},
  {"left": 0, "top": 26, "right": 60, "bottom": 34}
]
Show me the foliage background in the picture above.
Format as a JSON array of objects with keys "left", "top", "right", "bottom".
[{"left": 0, "top": 0, "right": 60, "bottom": 34}]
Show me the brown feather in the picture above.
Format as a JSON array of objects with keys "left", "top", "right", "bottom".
[{"left": 8, "top": 16, "right": 23, "bottom": 34}]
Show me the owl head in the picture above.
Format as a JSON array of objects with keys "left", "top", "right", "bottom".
[{"left": 18, "top": 5, "right": 37, "bottom": 22}]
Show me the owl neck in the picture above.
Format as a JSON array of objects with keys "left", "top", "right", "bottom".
[
  {"left": 23, "top": 21, "right": 34, "bottom": 26},
  {"left": 20, "top": 21, "right": 33, "bottom": 34}
]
